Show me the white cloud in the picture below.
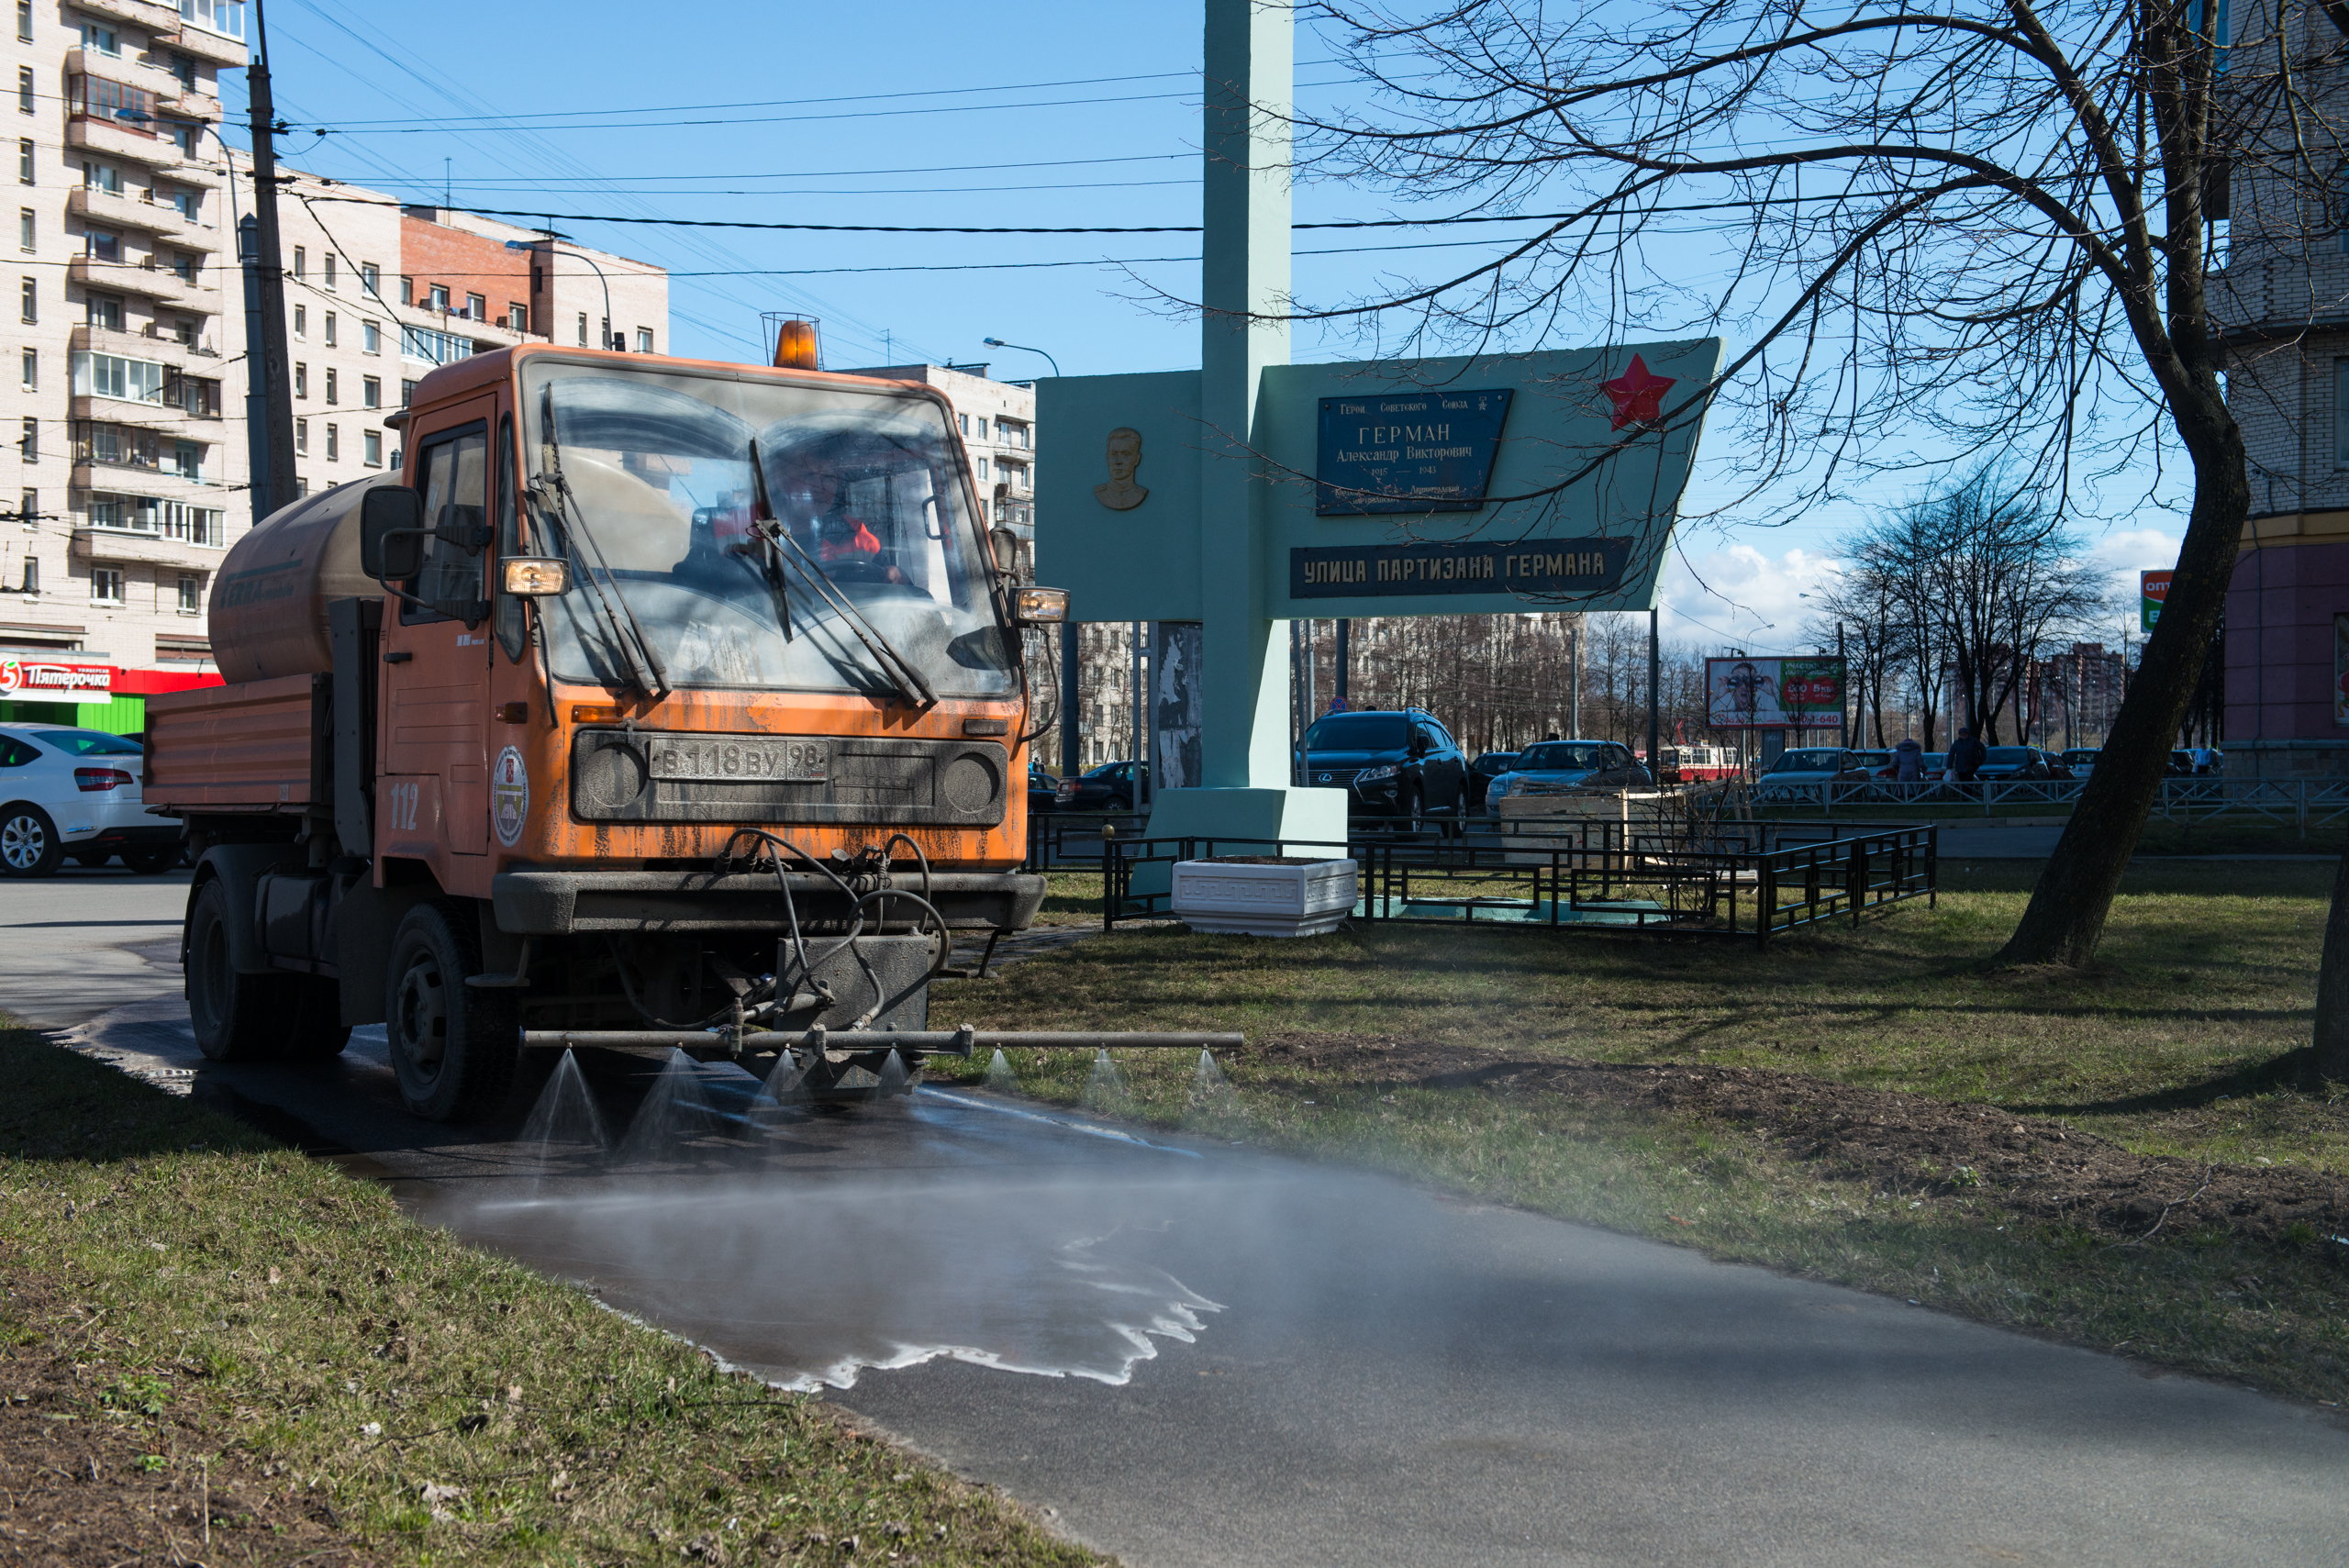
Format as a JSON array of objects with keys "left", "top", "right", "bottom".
[{"left": 1653, "top": 541, "right": 1842, "bottom": 651}]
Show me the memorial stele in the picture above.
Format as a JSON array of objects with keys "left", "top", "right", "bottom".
[{"left": 1035, "top": 0, "right": 1720, "bottom": 847}]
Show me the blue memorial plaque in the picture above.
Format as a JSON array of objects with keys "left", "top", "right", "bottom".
[
  {"left": 1316, "top": 388, "right": 1513, "bottom": 515},
  {"left": 1290, "top": 538, "right": 1629, "bottom": 599}
]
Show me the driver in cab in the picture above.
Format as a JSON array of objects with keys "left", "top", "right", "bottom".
[{"left": 777, "top": 452, "right": 907, "bottom": 584}]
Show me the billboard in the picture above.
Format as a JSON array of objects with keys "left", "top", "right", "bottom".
[
  {"left": 1705, "top": 656, "right": 1845, "bottom": 729},
  {"left": 0, "top": 657, "right": 112, "bottom": 705},
  {"left": 2141, "top": 569, "right": 2171, "bottom": 633}
]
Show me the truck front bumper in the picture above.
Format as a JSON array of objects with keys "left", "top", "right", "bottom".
[{"left": 490, "top": 869, "right": 1045, "bottom": 935}]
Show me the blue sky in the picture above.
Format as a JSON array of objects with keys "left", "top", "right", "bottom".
[{"left": 227, "top": 0, "right": 2183, "bottom": 653}]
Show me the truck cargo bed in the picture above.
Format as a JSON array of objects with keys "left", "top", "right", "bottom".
[{"left": 145, "top": 673, "right": 320, "bottom": 813}]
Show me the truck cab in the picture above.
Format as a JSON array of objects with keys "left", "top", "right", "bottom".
[{"left": 150, "top": 343, "right": 1063, "bottom": 1120}]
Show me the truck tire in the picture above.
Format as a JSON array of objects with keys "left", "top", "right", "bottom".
[
  {"left": 187, "top": 878, "right": 320, "bottom": 1062},
  {"left": 0, "top": 804, "right": 63, "bottom": 878},
  {"left": 384, "top": 902, "right": 518, "bottom": 1123}
]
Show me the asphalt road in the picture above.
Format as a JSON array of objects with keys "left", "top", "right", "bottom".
[{"left": 10, "top": 874, "right": 2349, "bottom": 1567}]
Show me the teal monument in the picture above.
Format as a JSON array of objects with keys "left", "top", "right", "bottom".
[{"left": 1035, "top": 0, "right": 1720, "bottom": 846}]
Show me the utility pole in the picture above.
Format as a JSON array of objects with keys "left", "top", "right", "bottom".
[
  {"left": 1837, "top": 622, "right": 1849, "bottom": 750},
  {"left": 1060, "top": 621, "right": 1080, "bottom": 777},
  {"left": 1333, "top": 618, "right": 1349, "bottom": 708},
  {"left": 1568, "top": 620, "right": 1581, "bottom": 738},
  {"left": 1646, "top": 608, "right": 1661, "bottom": 773},
  {"left": 243, "top": 0, "right": 296, "bottom": 521}
]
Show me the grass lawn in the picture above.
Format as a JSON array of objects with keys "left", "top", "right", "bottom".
[
  {"left": 0, "top": 1026, "right": 1101, "bottom": 1568},
  {"left": 947, "top": 862, "right": 2349, "bottom": 1404}
]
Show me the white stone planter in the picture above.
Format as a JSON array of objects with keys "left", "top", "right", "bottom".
[{"left": 1170, "top": 856, "right": 1358, "bottom": 938}]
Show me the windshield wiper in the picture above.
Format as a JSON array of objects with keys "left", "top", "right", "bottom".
[
  {"left": 533, "top": 384, "right": 669, "bottom": 698},
  {"left": 747, "top": 437, "right": 937, "bottom": 709}
]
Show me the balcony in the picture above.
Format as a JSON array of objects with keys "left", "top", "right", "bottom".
[
  {"left": 154, "top": 82, "right": 221, "bottom": 122},
  {"left": 71, "top": 322, "right": 221, "bottom": 362},
  {"left": 161, "top": 21, "right": 248, "bottom": 68},
  {"left": 72, "top": 0, "right": 180, "bottom": 33},
  {"left": 69, "top": 255, "right": 217, "bottom": 309},
  {"left": 67, "top": 185, "right": 222, "bottom": 251},
  {"left": 70, "top": 457, "right": 221, "bottom": 495},
  {"left": 67, "top": 116, "right": 177, "bottom": 169},
  {"left": 69, "top": 395, "right": 219, "bottom": 436},
  {"left": 71, "top": 525, "right": 228, "bottom": 572}
]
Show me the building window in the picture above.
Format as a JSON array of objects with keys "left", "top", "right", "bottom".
[
  {"left": 18, "top": 554, "right": 32, "bottom": 595},
  {"left": 428, "top": 284, "right": 449, "bottom": 313},
  {"left": 171, "top": 251, "right": 193, "bottom": 283},
  {"left": 293, "top": 361, "right": 306, "bottom": 398},
  {"left": 323, "top": 310, "right": 336, "bottom": 347},
  {"left": 83, "top": 228, "right": 121, "bottom": 264},
  {"left": 324, "top": 366, "right": 336, "bottom": 403},
  {"left": 323, "top": 253, "right": 336, "bottom": 291},
  {"left": 464, "top": 291, "right": 484, "bottom": 320},
  {"left": 362, "top": 318, "right": 379, "bottom": 353},
  {"left": 600, "top": 317, "right": 610, "bottom": 349},
  {"left": 294, "top": 417, "right": 306, "bottom": 456},
  {"left": 636, "top": 327, "right": 653, "bottom": 353},
  {"left": 91, "top": 566, "right": 123, "bottom": 604},
  {"left": 80, "top": 22, "right": 118, "bottom": 55},
  {"left": 16, "top": 68, "right": 29, "bottom": 116},
  {"left": 13, "top": 2, "right": 26, "bottom": 42},
  {"left": 977, "top": 417, "right": 988, "bottom": 439},
  {"left": 17, "top": 348, "right": 28, "bottom": 390},
  {"left": 82, "top": 161, "right": 119, "bottom": 195},
  {"left": 362, "top": 428, "right": 381, "bottom": 467},
  {"left": 14, "top": 139, "right": 26, "bottom": 185},
  {"left": 507, "top": 302, "right": 526, "bottom": 332},
  {"left": 977, "top": 457, "right": 988, "bottom": 480},
  {"left": 11, "top": 208, "right": 25, "bottom": 253},
  {"left": 85, "top": 294, "right": 121, "bottom": 330},
  {"left": 362, "top": 374, "right": 380, "bottom": 408},
  {"left": 169, "top": 121, "right": 197, "bottom": 157},
  {"left": 177, "top": 573, "right": 199, "bottom": 613},
  {"left": 16, "top": 416, "right": 30, "bottom": 460},
  {"left": 292, "top": 303, "right": 305, "bottom": 339},
  {"left": 170, "top": 53, "right": 195, "bottom": 92},
  {"left": 182, "top": 0, "right": 246, "bottom": 41},
  {"left": 291, "top": 245, "right": 305, "bottom": 280},
  {"left": 958, "top": 413, "right": 969, "bottom": 435},
  {"left": 361, "top": 261, "right": 378, "bottom": 294},
  {"left": 575, "top": 312, "right": 586, "bottom": 346},
  {"left": 17, "top": 487, "right": 30, "bottom": 527},
  {"left": 399, "top": 379, "right": 416, "bottom": 406},
  {"left": 325, "top": 423, "right": 338, "bottom": 461},
  {"left": 397, "top": 273, "right": 412, "bottom": 306}
]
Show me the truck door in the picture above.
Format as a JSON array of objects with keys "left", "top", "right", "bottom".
[{"left": 380, "top": 406, "right": 495, "bottom": 860}]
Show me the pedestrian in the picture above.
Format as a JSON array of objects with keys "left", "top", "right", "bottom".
[
  {"left": 1947, "top": 726, "right": 1987, "bottom": 782},
  {"left": 1889, "top": 736, "right": 1925, "bottom": 782}
]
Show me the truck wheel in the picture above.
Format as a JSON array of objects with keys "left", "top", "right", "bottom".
[
  {"left": 187, "top": 878, "right": 300, "bottom": 1062},
  {"left": 384, "top": 902, "right": 517, "bottom": 1123},
  {"left": 0, "top": 804, "right": 62, "bottom": 878}
]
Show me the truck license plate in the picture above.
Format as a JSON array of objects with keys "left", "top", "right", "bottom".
[{"left": 647, "top": 735, "right": 829, "bottom": 784}]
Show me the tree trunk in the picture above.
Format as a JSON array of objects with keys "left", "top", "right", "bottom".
[
  {"left": 1998, "top": 395, "right": 2248, "bottom": 966},
  {"left": 2314, "top": 846, "right": 2349, "bottom": 1082}
]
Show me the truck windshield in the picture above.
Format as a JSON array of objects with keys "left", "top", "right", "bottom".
[{"left": 518, "top": 360, "right": 1014, "bottom": 700}]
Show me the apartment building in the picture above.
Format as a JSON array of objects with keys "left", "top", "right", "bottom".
[
  {"left": 0, "top": 0, "right": 245, "bottom": 728},
  {"left": 0, "top": 0, "right": 670, "bottom": 732}
]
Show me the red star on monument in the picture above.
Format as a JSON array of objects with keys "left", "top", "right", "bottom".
[{"left": 1602, "top": 354, "right": 1675, "bottom": 431}]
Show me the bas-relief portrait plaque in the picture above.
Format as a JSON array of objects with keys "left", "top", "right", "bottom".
[{"left": 1094, "top": 426, "right": 1148, "bottom": 511}]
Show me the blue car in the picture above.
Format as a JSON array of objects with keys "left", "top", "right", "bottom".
[{"left": 1484, "top": 740, "right": 1652, "bottom": 815}]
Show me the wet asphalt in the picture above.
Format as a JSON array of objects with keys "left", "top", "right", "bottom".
[{"left": 9, "top": 873, "right": 2349, "bottom": 1568}]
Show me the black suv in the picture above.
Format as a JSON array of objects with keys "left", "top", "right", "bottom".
[{"left": 1300, "top": 708, "right": 1470, "bottom": 820}]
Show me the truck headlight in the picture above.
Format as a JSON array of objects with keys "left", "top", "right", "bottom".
[
  {"left": 1014, "top": 586, "right": 1069, "bottom": 625},
  {"left": 501, "top": 557, "right": 571, "bottom": 596}
]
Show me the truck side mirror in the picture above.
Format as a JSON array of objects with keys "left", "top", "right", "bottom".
[
  {"left": 361, "top": 487, "right": 427, "bottom": 581},
  {"left": 989, "top": 526, "right": 1021, "bottom": 575}
]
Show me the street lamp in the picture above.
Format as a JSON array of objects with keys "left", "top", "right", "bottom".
[
  {"left": 982, "top": 337, "right": 1061, "bottom": 376},
  {"left": 508, "top": 237, "right": 612, "bottom": 350}
]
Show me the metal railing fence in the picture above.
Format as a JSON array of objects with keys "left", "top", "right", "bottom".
[{"left": 1096, "top": 817, "right": 1937, "bottom": 948}]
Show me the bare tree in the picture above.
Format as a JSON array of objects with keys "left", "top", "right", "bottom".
[{"left": 1285, "top": 0, "right": 2308, "bottom": 963}]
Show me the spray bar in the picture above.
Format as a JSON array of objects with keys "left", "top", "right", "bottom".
[{"left": 519, "top": 1029, "right": 1243, "bottom": 1056}]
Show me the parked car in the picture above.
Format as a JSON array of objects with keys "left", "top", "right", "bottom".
[
  {"left": 2060, "top": 748, "right": 2099, "bottom": 777},
  {"left": 1028, "top": 764, "right": 1060, "bottom": 817},
  {"left": 1759, "top": 748, "right": 1876, "bottom": 784},
  {"left": 1466, "top": 751, "right": 1519, "bottom": 809},
  {"left": 1975, "top": 746, "right": 2057, "bottom": 781},
  {"left": 1300, "top": 708, "right": 1470, "bottom": 821},
  {"left": 1056, "top": 759, "right": 1149, "bottom": 812},
  {"left": 1485, "top": 740, "right": 1653, "bottom": 816},
  {"left": 0, "top": 725, "right": 182, "bottom": 878}
]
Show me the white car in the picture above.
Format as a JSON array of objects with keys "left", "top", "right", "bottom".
[{"left": 0, "top": 724, "right": 181, "bottom": 877}]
